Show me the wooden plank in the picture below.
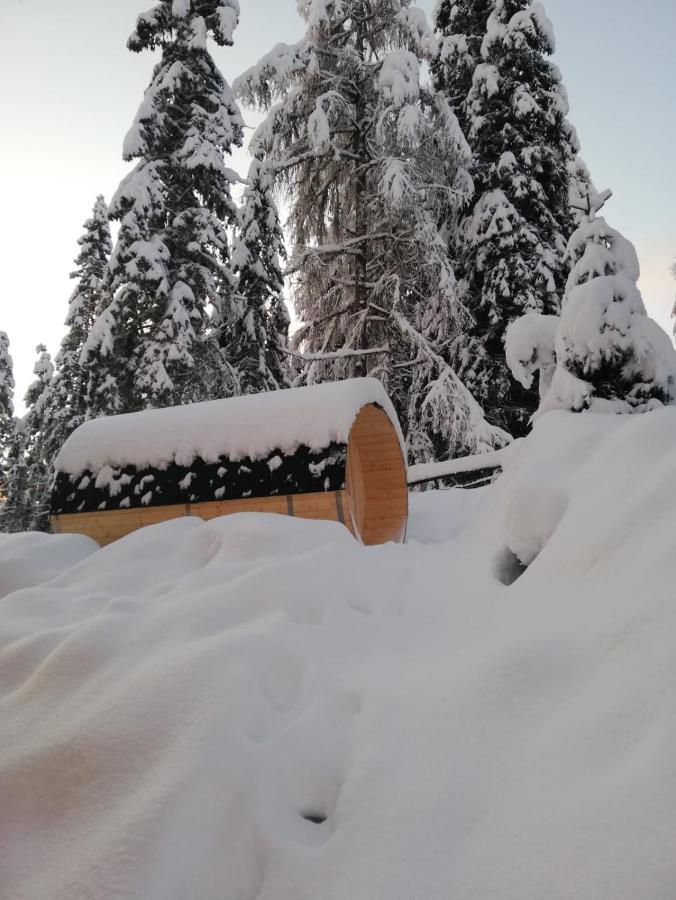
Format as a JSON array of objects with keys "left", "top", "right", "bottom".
[
  {"left": 291, "top": 490, "right": 355, "bottom": 535},
  {"left": 50, "top": 491, "right": 355, "bottom": 547}
]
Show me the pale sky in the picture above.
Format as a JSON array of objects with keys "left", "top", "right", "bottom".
[{"left": 1, "top": 0, "right": 674, "bottom": 407}]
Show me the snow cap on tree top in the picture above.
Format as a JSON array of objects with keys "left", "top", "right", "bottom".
[
  {"left": 0, "top": 331, "right": 14, "bottom": 418},
  {"left": 129, "top": 0, "right": 240, "bottom": 51},
  {"left": 300, "top": 0, "right": 345, "bottom": 29},
  {"left": 484, "top": 0, "right": 556, "bottom": 57}
]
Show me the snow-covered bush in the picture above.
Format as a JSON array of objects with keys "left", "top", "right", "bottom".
[{"left": 542, "top": 194, "right": 676, "bottom": 414}]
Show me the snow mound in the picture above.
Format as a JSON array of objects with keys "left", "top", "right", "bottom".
[
  {"left": 3, "top": 409, "right": 676, "bottom": 899},
  {"left": 56, "top": 377, "right": 402, "bottom": 475},
  {"left": 0, "top": 532, "right": 98, "bottom": 600},
  {"left": 495, "top": 411, "right": 617, "bottom": 567}
]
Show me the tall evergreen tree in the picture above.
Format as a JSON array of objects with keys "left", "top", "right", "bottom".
[
  {"left": 83, "top": 0, "right": 244, "bottom": 415},
  {"left": 670, "top": 257, "right": 676, "bottom": 340},
  {"left": 435, "top": 0, "right": 581, "bottom": 436},
  {"left": 0, "top": 331, "right": 15, "bottom": 509},
  {"left": 0, "top": 422, "right": 31, "bottom": 533},
  {"left": 0, "top": 331, "right": 13, "bottom": 435},
  {"left": 1, "top": 346, "right": 54, "bottom": 532},
  {"left": 49, "top": 197, "right": 112, "bottom": 446},
  {"left": 236, "top": 1, "right": 509, "bottom": 460},
  {"left": 543, "top": 190, "right": 676, "bottom": 413},
  {"left": 1, "top": 201, "right": 112, "bottom": 533},
  {"left": 227, "top": 158, "right": 290, "bottom": 393}
]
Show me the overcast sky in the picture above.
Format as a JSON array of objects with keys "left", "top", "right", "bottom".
[{"left": 1, "top": 0, "right": 674, "bottom": 407}]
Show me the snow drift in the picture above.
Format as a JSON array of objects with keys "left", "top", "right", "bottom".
[{"left": 2, "top": 409, "right": 676, "bottom": 899}]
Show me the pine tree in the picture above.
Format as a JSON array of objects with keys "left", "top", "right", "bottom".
[
  {"left": 83, "top": 0, "right": 244, "bottom": 415},
  {"left": 236, "top": 1, "right": 509, "bottom": 460},
  {"left": 1, "top": 346, "right": 54, "bottom": 532},
  {"left": 435, "top": 0, "right": 581, "bottom": 436},
  {"left": 670, "top": 257, "right": 676, "bottom": 339},
  {"left": 226, "top": 158, "right": 290, "bottom": 393},
  {"left": 48, "top": 197, "right": 112, "bottom": 451},
  {"left": 9, "top": 197, "right": 112, "bottom": 531},
  {"left": 543, "top": 190, "right": 676, "bottom": 413},
  {"left": 432, "top": 0, "right": 495, "bottom": 135},
  {"left": 0, "top": 421, "right": 31, "bottom": 533},
  {"left": 0, "top": 331, "right": 13, "bottom": 433},
  {"left": 0, "top": 331, "right": 15, "bottom": 511}
]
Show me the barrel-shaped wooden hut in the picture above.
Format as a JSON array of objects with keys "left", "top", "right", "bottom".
[{"left": 50, "top": 379, "right": 408, "bottom": 547}]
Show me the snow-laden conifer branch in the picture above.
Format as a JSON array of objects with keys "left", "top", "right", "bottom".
[
  {"left": 277, "top": 345, "right": 389, "bottom": 364},
  {"left": 236, "top": 0, "right": 503, "bottom": 461}
]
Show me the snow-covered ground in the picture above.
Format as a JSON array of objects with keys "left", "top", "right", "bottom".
[{"left": 2, "top": 409, "right": 676, "bottom": 900}]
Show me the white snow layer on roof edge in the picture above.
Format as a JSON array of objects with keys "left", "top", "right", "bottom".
[{"left": 55, "top": 378, "right": 403, "bottom": 475}]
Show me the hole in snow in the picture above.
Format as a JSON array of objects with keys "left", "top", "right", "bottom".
[
  {"left": 301, "top": 811, "right": 327, "bottom": 825},
  {"left": 495, "top": 546, "right": 528, "bottom": 586}
]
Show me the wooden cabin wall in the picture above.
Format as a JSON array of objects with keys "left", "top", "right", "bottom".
[{"left": 51, "top": 491, "right": 355, "bottom": 547}]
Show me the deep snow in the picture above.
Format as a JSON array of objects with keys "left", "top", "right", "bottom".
[{"left": 2, "top": 409, "right": 676, "bottom": 899}]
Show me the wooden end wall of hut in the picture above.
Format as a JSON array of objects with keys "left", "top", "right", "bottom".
[{"left": 346, "top": 405, "right": 408, "bottom": 545}]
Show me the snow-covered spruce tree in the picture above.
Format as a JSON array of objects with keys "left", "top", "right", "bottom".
[
  {"left": 226, "top": 158, "right": 290, "bottom": 393},
  {"left": 2, "top": 200, "right": 111, "bottom": 532},
  {"left": 0, "top": 421, "right": 31, "bottom": 533},
  {"left": 436, "top": 0, "right": 581, "bottom": 436},
  {"left": 236, "top": 2, "right": 509, "bottom": 461},
  {"left": 47, "top": 197, "right": 112, "bottom": 451},
  {"left": 0, "top": 331, "right": 15, "bottom": 509},
  {"left": 671, "top": 258, "right": 676, "bottom": 339},
  {"left": 0, "top": 332, "right": 13, "bottom": 439},
  {"left": 542, "top": 190, "right": 676, "bottom": 413},
  {"left": 432, "top": 0, "right": 495, "bottom": 135},
  {"left": 0, "top": 346, "right": 55, "bottom": 532},
  {"left": 83, "top": 0, "right": 244, "bottom": 415}
]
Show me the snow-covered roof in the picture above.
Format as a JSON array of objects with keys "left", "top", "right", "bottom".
[{"left": 55, "top": 378, "right": 403, "bottom": 475}]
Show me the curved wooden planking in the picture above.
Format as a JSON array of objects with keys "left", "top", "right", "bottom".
[
  {"left": 50, "top": 490, "right": 355, "bottom": 547},
  {"left": 345, "top": 404, "right": 408, "bottom": 545}
]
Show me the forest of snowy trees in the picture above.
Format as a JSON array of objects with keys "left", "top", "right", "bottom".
[{"left": 1, "top": 0, "right": 675, "bottom": 532}]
